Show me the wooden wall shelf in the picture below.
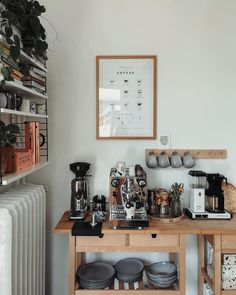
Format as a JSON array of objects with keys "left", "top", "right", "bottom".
[{"left": 145, "top": 149, "right": 227, "bottom": 159}]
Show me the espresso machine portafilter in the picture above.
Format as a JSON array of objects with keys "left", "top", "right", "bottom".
[{"left": 69, "top": 162, "right": 91, "bottom": 220}]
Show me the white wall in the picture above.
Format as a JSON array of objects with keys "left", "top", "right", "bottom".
[{"left": 29, "top": 1, "right": 236, "bottom": 294}]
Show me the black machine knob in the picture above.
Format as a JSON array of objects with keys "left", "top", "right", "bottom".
[
  {"left": 111, "top": 178, "right": 120, "bottom": 188},
  {"left": 138, "top": 179, "right": 146, "bottom": 188}
]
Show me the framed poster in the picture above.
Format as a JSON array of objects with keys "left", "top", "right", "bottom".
[{"left": 96, "top": 55, "right": 157, "bottom": 139}]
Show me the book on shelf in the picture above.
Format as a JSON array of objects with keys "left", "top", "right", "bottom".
[
  {"left": 23, "top": 85, "right": 47, "bottom": 95},
  {"left": 0, "top": 56, "right": 20, "bottom": 71},
  {"left": 25, "top": 121, "right": 40, "bottom": 164},
  {"left": 29, "top": 70, "right": 46, "bottom": 82},
  {"left": 22, "top": 74, "right": 46, "bottom": 86},
  {"left": 23, "top": 80, "right": 46, "bottom": 91},
  {"left": 30, "top": 66, "right": 47, "bottom": 78}
]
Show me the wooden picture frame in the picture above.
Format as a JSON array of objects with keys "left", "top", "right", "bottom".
[{"left": 96, "top": 55, "right": 157, "bottom": 140}]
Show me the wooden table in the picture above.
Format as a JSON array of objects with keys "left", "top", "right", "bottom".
[
  {"left": 54, "top": 212, "right": 236, "bottom": 295},
  {"left": 193, "top": 216, "right": 236, "bottom": 295}
]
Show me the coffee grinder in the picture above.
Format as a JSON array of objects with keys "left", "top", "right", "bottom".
[
  {"left": 185, "top": 170, "right": 232, "bottom": 220},
  {"left": 69, "top": 162, "right": 91, "bottom": 220}
]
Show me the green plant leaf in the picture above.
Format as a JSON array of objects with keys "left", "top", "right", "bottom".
[
  {"left": 35, "top": 39, "right": 48, "bottom": 56},
  {"left": 1, "top": 67, "right": 12, "bottom": 80},
  {"left": 6, "top": 37, "right": 14, "bottom": 45},
  {"left": 29, "top": 16, "right": 41, "bottom": 35},
  {"left": 6, "top": 133, "right": 17, "bottom": 145},
  {"left": 5, "top": 25, "right": 13, "bottom": 38},
  {"left": 34, "top": 1, "right": 46, "bottom": 13},
  {"left": 13, "top": 34, "right": 20, "bottom": 47},
  {"left": 10, "top": 45, "right": 20, "bottom": 61},
  {"left": 31, "top": 8, "right": 41, "bottom": 17},
  {"left": 0, "top": 121, "right": 6, "bottom": 134},
  {"left": 0, "top": 79, "right": 6, "bottom": 88},
  {"left": 6, "top": 124, "right": 20, "bottom": 134}
]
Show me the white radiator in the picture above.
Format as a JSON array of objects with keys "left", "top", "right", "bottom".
[{"left": 0, "top": 183, "right": 46, "bottom": 295}]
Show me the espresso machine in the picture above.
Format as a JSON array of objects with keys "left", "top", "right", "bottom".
[
  {"left": 185, "top": 170, "right": 231, "bottom": 220},
  {"left": 69, "top": 162, "right": 91, "bottom": 220},
  {"left": 109, "top": 164, "right": 149, "bottom": 229}
]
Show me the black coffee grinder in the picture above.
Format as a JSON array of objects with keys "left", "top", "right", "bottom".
[
  {"left": 206, "top": 173, "right": 227, "bottom": 213},
  {"left": 70, "top": 162, "right": 91, "bottom": 220}
]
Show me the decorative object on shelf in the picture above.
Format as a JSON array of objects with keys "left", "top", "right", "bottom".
[
  {"left": 36, "top": 103, "right": 46, "bottom": 115},
  {"left": 96, "top": 55, "right": 157, "bottom": 139},
  {"left": 169, "top": 182, "right": 184, "bottom": 218},
  {"left": 19, "top": 98, "right": 30, "bottom": 112},
  {"left": 29, "top": 102, "right": 36, "bottom": 113}
]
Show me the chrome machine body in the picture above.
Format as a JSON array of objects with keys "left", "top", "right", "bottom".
[{"left": 109, "top": 165, "right": 149, "bottom": 229}]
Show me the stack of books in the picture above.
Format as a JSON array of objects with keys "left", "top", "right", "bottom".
[
  {"left": 22, "top": 66, "right": 47, "bottom": 94},
  {"left": 0, "top": 44, "right": 23, "bottom": 84}
]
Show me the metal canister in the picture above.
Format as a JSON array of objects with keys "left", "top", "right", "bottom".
[{"left": 147, "top": 189, "right": 156, "bottom": 215}]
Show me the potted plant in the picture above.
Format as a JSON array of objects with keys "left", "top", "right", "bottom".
[
  {"left": 0, "top": 0, "right": 48, "bottom": 85},
  {"left": 0, "top": 120, "right": 20, "bottom": 174}
]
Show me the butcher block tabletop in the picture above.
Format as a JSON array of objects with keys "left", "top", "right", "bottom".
[{"left": 54, "top": 211, "right": 236, "bottom": 235}]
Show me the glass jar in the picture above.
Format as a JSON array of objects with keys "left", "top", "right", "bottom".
[
  {"left": 155, "top": 188, "right": 170, "bottom": 218},
  {"left": 170, "top": 195, "right": 183, "bottom": 218}
]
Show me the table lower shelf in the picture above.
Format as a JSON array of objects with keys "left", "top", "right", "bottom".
[
  {"left": 75, "top": 278, "right": 179, "bottom": 295},
  {"left": 201, "top": 268, "right": 236, "bottom": 294}
]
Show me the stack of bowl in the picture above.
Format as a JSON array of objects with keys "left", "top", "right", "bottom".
[
  {"left": 115, "top": 258, "right": 144, "bottom": 282},
  {"left": 77, "top": 262, "right": 115, "bottom": 289},
  {"left": 146, "top": 262, "right": 177, "bottom": 288}
]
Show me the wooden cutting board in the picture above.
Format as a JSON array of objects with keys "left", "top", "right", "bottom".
[{"left": 223, "top": 182, "right": 236, "bottom": 213}]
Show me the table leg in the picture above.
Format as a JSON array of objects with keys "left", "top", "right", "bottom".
[
  {"left": 179, "top": 235, "right": 186, "bottom": 295},
  {"left": 69, "top": 235, "right": 76, "bottom": 295},
  {"left": 213, "top": 235, "right": 221, "bottom": 295},
  {"left": 198, "top": 235, "right": 205, "bottom": 295}
]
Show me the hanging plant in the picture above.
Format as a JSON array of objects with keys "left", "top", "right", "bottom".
[{"left": 0, "top": 0, "right": 48, "bottom": 85}]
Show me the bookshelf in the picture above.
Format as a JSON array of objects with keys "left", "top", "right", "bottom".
[{"left": 0, "top": 40, "right": 49, "bottom": 186}]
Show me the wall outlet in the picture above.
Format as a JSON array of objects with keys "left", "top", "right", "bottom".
[{"left": 158, "top": 134, "right": 171, "bottom": 149}]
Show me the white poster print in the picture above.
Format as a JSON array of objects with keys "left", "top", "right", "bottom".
[{"left": 98, "top": 58, "right": 155, "bottom": 137}]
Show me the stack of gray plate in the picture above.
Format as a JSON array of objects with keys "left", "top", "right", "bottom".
[
  {"left": 115, "top": 258, "right": 144, "bottom": 282},
  {"left": 77, "top": 262, "right": 115, "bottom": 289},
  {"left": 146, "top": 262, "right": 177, "bottom": 288}
]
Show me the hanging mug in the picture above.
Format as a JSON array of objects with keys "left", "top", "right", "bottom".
[
  {"left": 170, "top": 151, "right": 182, "bottom": 168},
  {"left": 183, "top": 152, "right": 195, "bottom": 168},
  {"left": 158, "top": 151, "right": 170, "bottom": 168},
  {"left": 146, "top": 151, "right": 158, "bottom": 169}
]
